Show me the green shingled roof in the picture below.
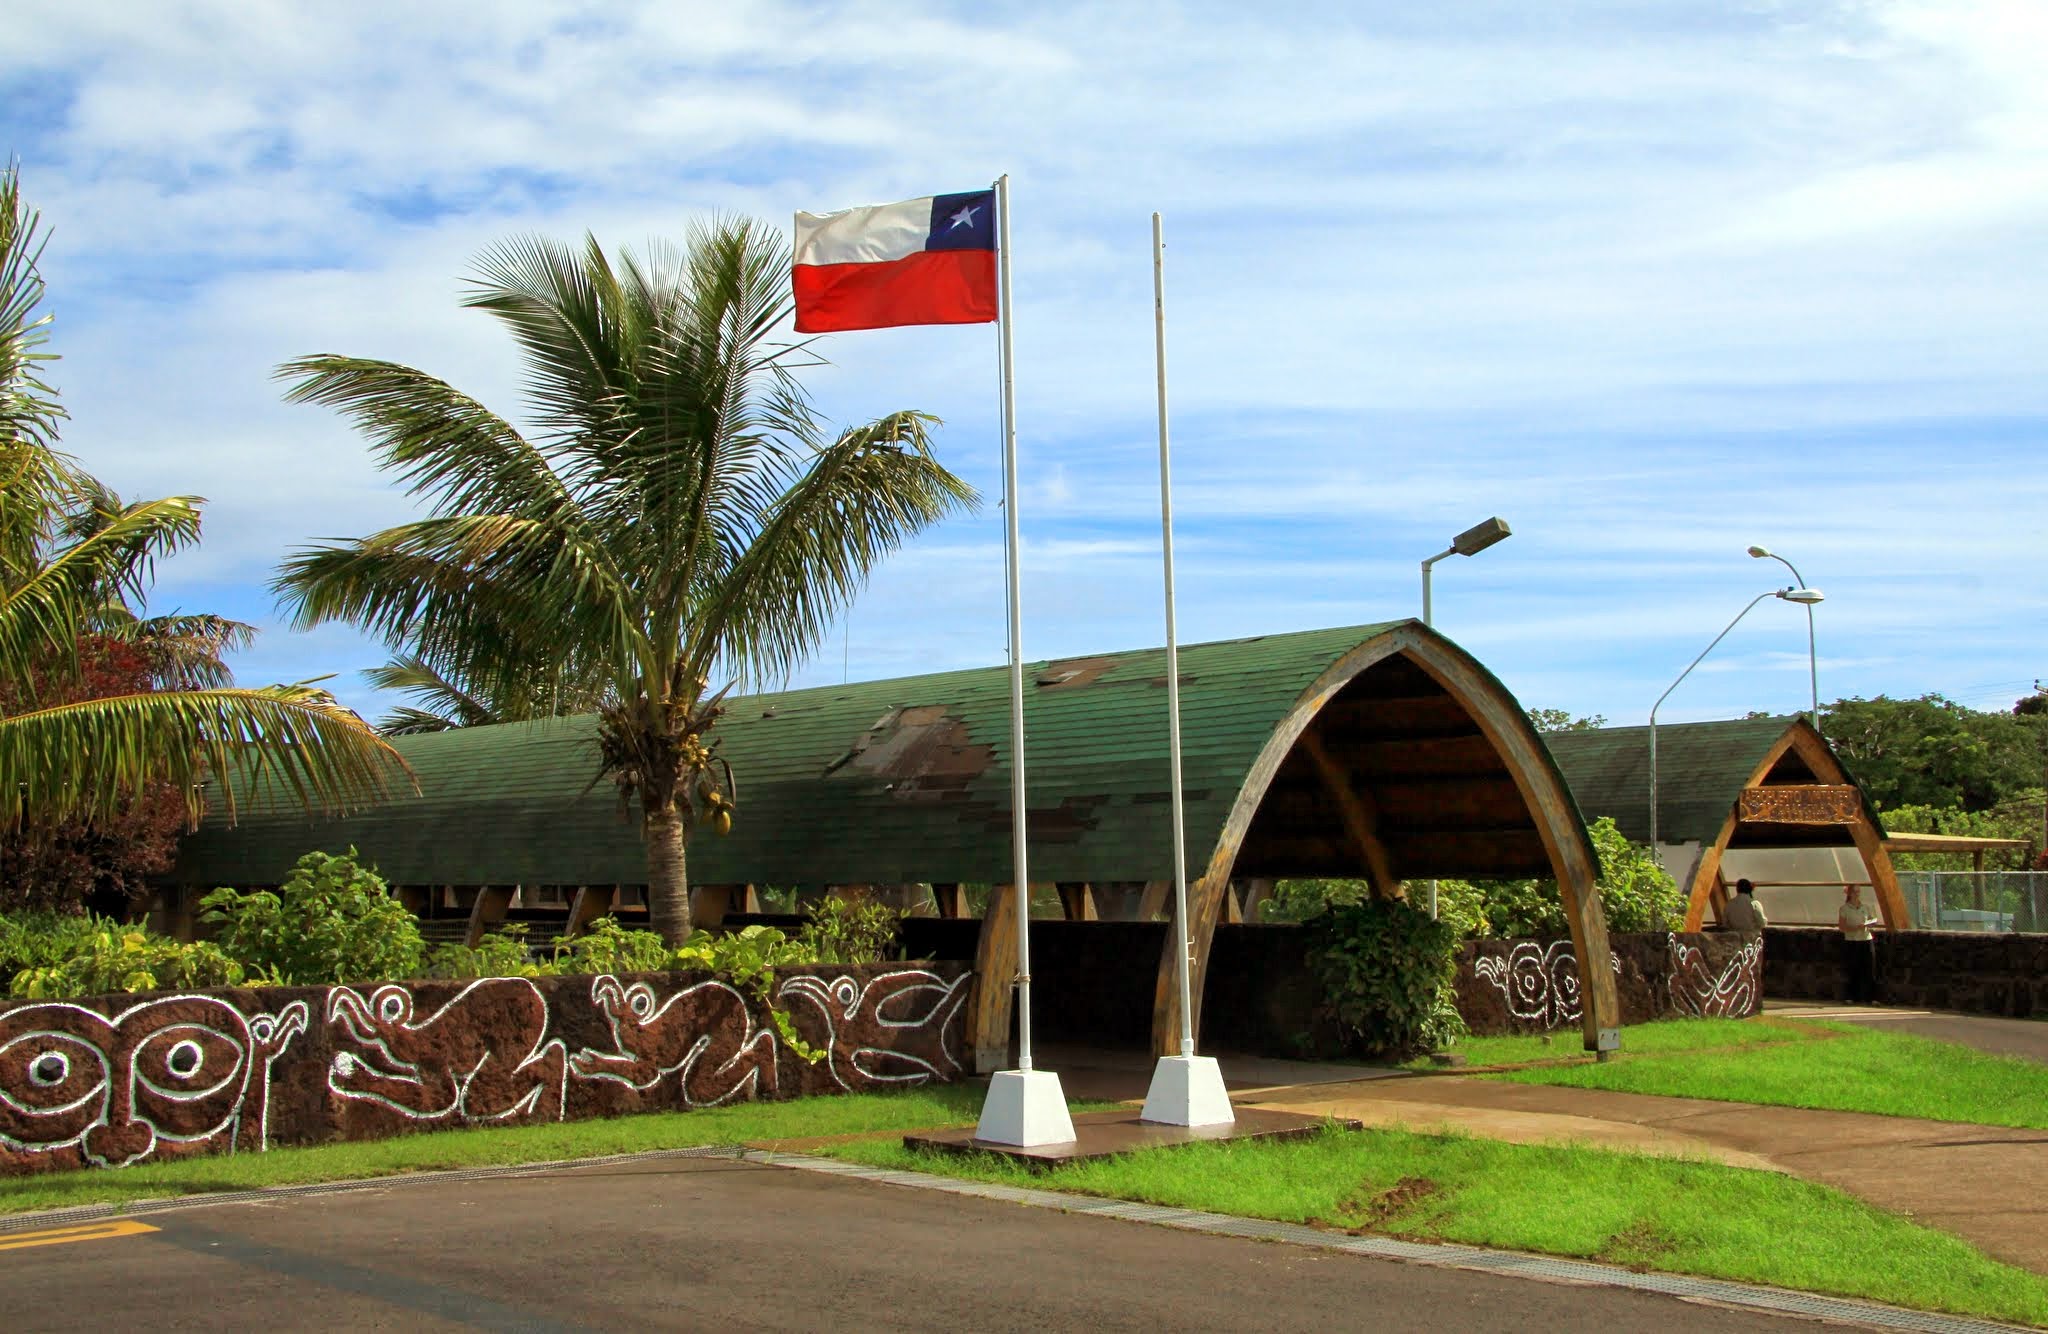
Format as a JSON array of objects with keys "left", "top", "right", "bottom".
[
  {"left": 175, "top": 623, "right": 1413, "bottom": 889},
  {"left": 1543, "top": 716, "right": 1799, "bottom": 846}
]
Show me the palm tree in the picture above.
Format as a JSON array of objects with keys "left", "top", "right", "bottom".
[
  {"left": 363, "top": 648, "right": 607, "bottom": 736},
  {"left": 0, "top": 165, "right": 409, "bottom": 838},
  {"left": 273, "top": 220, "right": 976, "bottom": 944}
]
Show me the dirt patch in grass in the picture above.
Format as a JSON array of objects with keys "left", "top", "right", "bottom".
[
  {"left": 1603, "top": 1221, "right": 1681, "bottom": 1270},
  {"left": 1326, "top": 1175, "right": 1441, "bottom": 1232}
]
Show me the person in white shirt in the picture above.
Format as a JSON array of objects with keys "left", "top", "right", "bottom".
[
  {"left": 1837, "top": 884, "right": 1880, "bottom": 1003},
  {"left": 1722, "top": 878, "right": 1766, "bottom": 944}
]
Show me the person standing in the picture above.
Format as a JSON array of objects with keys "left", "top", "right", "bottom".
[
  {"left": 1837, "top": 884, "right": 1880, "bottom": 1004},
  {"left": 1723, "top": 878, "right": 1767, "bottom": 944}
]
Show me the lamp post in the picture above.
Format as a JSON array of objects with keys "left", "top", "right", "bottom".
[
  {"left": 1748, "top": 545, "right": 1821, "bottom": 728},
  {"left": 1419, "top": 516, "right": 1510, "bottom": 920},
  {"left": 1421, "top": 516, "right": 1512, "bottom": 627},
  {"left": 1649, "top": 584, "right": 1825, "bottom": 847}
]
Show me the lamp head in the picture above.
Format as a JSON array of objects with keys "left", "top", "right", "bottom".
[
  {"left": 1778, "top": 586, "right": 1824, "bottom": 605},
  {"left": 1451, "top": 516, "right": 1511, "bottom": 557},
  {"left": 1747, "top": 545, "right": 1772, "bottom": 559}
]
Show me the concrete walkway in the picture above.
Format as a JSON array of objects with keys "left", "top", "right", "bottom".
[
  {"left": 1240, "top": 1076, "right": 2048, "bottom": 1277},
  {"left": 1763, "top": 1000, "right": 2048, "bottom": 1065}
]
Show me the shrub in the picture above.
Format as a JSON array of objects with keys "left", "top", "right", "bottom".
[
  {"left": 1303, "top": 896, "right": 1463, "bottom": 1059},
  {"left": 675, "top": 924, "right": 824, "bottom": 1061},
  {"left": 425, "top": 924, "right": 548, "bottom": 979},
  {"left": 796, "top": 896, "right": 901, "bottom": 965},
  {"left": 552, "top": 916, "right": 673, "bottom": 975},
  {"left": 200, "top": 848, "right": 425, "bottom": 985},
  {"left": 1588, "top": 816, "right": 1683, "bottom": 932},
  {"left": 9, "top": 919, "right": 243, "bottom": 998}
]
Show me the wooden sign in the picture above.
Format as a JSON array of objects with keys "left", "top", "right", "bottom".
[{"left": 1738, "top": 784, "right": 1861, "bottom": 825}]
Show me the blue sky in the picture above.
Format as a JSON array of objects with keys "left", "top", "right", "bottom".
[{"left": 7, "top": 0, "right": 2044, "bottom": 725}]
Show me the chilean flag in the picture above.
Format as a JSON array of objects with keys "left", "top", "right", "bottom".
[{"left": 792, "top": 190, "right": 998, "bottom": 333}]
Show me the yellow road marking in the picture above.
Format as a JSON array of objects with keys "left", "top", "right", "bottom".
[{"left": 0, "top": 1219, "right": 159, "bottom": 1252}]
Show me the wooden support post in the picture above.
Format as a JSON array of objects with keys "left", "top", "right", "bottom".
[
  {"left": 1055, "top": 882, "right": 1098, "bottom": 921},
  {"left": 564, "top": 884, "right": 618, "bottom": 938},
  {"left": 1222, "top": 881, "right": 1244, "bottom": 924},
  {"left": 1301, "top": 731, "right": 1400, "bottom": 895},
  {"left": 1240, "top": 877, "right": 1276, "bottom": 923},
  {"left": 1152, "top": 867, "right": 1229, "bottom": 1056},
  {"left": 691, "top": 884, "right": 742, "bottom": 930},
  {"left": 1136, "top": 879, "right": 1170, "bottom": 921},
  {"left": 464, "top": 885, "right": 515, "bottom": 948},
  {"left": 397, "top": 885, "right": 428, "bottom": 920},
  {"left": 931, "top": 883, "right": 967, "bottom": 919},
  {"left": 966, "top": 883, "right": 1020, "bottom": 1074}
]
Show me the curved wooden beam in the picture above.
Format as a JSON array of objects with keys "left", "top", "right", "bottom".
[
  {"left": 966, "top": 883, "right": 1019, "bottom": 1074},
  {"left": 1151, "top": 622, "right": 1617, "bottom": 1056}
]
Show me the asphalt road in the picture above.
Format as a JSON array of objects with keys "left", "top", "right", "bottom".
[{"left": 2, "top": 1157, "right": 1821, "bottom": 1332}]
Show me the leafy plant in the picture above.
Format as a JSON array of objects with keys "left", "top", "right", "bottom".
[
  {"left": 674, "top": 924, "right": 824, "bottom": 1062},
  {"left": 1303, "top": 896, "right": 1463, "bottom": 1059},
  {"left": 551, "top": 915, "right": 673, "bottom": 975},
  {"left": 10, "top": 920, "right": 242, "bottom": 998},
  {"left": 200, "top": 848, "right": 424, "bottom": 985},
  {"left": 796, "top": 896, "right": 901, "bottom": 965},
  {"left": 425, "top": 923, "right": 547, "bottom": 979}
]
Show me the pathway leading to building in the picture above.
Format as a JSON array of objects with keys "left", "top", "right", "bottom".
[{"left": 1762, "top": 1001, "right": 2048, "bottom": 1066}]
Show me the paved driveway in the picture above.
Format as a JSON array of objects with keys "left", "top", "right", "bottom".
[{"left": 3, "top": 1155, "right": 1804, "bottom": 1332}]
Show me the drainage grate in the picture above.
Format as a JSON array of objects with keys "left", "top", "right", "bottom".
[{"left": 762, "top": 1152, "right": 2034, "bottom": 1334}]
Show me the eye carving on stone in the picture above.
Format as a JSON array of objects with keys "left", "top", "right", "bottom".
[
  {"left": 29, "top": 1052, "right": 70, "bottom": 1088},
  {"left": 166, "top": 1041, "right": 203, "bottom": 1078}
]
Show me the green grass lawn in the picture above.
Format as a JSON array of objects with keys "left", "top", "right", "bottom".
[
  {"left": 0, "top": 1084, "right": 1012, "bottom": 1218},
  {"left": 1489, "top": 1022, "right": 2048, "bottom": 1130},
  {"left": 1417, "top": 1016, "right": 1821, "bottom": 1069},
  {"left": 823, "top": 1126, "right": 2048, "bottom": 1327}
]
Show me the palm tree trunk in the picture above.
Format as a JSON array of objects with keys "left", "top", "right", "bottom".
[{"left": 645, "top": 804, "right": 694, "bottom": 945}]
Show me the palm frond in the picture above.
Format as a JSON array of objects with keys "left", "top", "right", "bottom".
[
  {"left": 0, "top": 685, "right": 412, "bottom": 831},
  {"left": 687, "top": 411, "right": 978, "bottom": 688}
]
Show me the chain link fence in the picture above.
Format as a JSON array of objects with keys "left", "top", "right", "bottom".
[{"left": 1898, "top": 871, "right": 2048, "bottom": 933}]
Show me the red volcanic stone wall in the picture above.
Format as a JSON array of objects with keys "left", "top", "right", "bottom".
[
  {"left": 1762, "top": 926, "right": 2048, "bottom": 1017},
  {"left": 1455, "top": 931, "right": 1762, "bottom": 1036},
  {"left": 0, "top": 962, "right": 970, "bottom": 1177}
]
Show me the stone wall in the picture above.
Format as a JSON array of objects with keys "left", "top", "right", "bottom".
[
  {"left": 1762, "top": 926, "right": 2048, "bottom": 1017},
  {"left": 1199, "top": 925, "right": 1761, "bottom": 1054},
  {"left": 0, "top": 962, "right": 969, "bottom": 1177}
]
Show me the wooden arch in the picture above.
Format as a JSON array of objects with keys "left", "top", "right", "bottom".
[
  {"left": 1679, "top": 721, "right": 1906, "bottom": 931},
  {"left": 1148, "top": 622, "right": 1619, "bottom": 1056}
]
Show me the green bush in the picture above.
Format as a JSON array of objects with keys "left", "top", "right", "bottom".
[
  {"left": 200, "top": 848, "right": 425, "bottom": 985},
  {"left": 9, "top": 920, "right": 244, "bottom": 998},
  {"left": 1303, "top": 896, "right": 1464, "bottom": 1059},
  {"left": 552, "top": 916, "right": 673, "bottom": 974},
  {"left": 1587, "top": 816, "right": 1683, "bottom": 932},
  {"left": 425, "top": 923, "right": 548, "bottom": 979},
  {"left": 796, "top": 896, "right": 902, "bottom": 965}
]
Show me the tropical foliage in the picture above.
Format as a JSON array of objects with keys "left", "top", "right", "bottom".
[
  {"left": 0, "top": 165, "right": 408, "bottom": 868},
  {"left": 200, "top": 848, "right": 427, "bottom": 985},
  {"left": 1301, "top": 895, "right": 1465, "bottom": 1058},
  {"left": 273, "top": 221, "right": 976, "bottom": 943}
]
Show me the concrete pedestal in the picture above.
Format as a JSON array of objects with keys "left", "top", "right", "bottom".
[
  {"left": 975, "top": 1068, "right": 1077, "bottom": 1147},
  {"left": 1140, "top": 1053, "right": 1235, "bottom": 1128}
]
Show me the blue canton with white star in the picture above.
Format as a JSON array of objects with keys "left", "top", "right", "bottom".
[{"left": 925, "top": 190, "right": 996, "bottom": 251}]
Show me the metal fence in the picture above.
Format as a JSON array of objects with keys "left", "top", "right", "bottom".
[{"left": 1898, "top": 871, "right": 2048, "bottom": 933}]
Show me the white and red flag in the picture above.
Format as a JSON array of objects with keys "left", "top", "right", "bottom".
[{"left": 792, "top": 190, "right": 998, "bottom": 333}]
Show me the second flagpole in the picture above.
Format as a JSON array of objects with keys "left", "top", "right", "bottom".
[{"left": 1141, "top": 211, "right": 1234, "bottom": 1128}]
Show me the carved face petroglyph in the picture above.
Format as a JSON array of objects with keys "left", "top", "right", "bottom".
[{"left": 0, "top": 996, "right": 308, "bottom": 1167}]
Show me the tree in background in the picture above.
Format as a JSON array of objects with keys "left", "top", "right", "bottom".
[
  {"left": 1527, "top": 708, "right": 1607, "bottom": 732},
  {"left": 274, "top": 221, "right": 976, "bottom": 945},
  {"left": 1822, "top": 693, "right": 2044, "bottom": 813},
  {"left": 0, "top": 165, "right": 409, "bottom": 906}
]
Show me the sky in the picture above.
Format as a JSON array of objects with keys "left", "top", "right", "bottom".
[{"left": 7, "top": 0, "right": 2045, "bottom": 727}]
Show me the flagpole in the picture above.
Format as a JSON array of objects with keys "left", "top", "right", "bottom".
[
  {"left": 975, "top": 173, "right": 1074, "bottom": 1147},
  {"left": 1141, "top": 212, "right": 1233, "bottom": 1127},
  {"left": 996, "top": 173, "right": 1035, "bottom": 1076}
]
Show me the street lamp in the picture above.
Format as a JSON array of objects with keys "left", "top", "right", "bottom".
[
  {"left": 1417, "top": 516, "right": 1510, "bottom": 920},
  {"left": 1648, "top": 583, "right": 1825, "bottom": 847},
  {"left": 1749, "top": 545, "right": 1822, "bottom": 727},
  {"left": 1421, "top": 516, "right": 1511, "bottom": 626}
]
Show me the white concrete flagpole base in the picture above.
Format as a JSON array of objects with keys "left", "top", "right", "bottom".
[
  {"left": 976, "top": 1069, "right": 1077, "bottom": 1147},
  {"left": 1140, "top": 1054, "right": 1235, "bottom": 1128}
]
